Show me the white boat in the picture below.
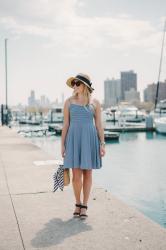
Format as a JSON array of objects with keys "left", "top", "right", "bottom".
[
  {"left": 154, "top": 117, "right": 166, "bottom": 134},
  {"left": 150, "top": 99, "right": 166, "bottom": 119},
  {"left": 47, "top": 106, "right": 63, "bottom": 123},
  {"left": 104, "top": 131, "right": 120, "bottom": 141},
  {"left": 102, "top": 110, "right": 114, "bottom": 122},
  {"left": 118, "top": 105, "right": 145, "bottom": 123},
  {"left": 102, "top": 106, "right": 121, "bottom": 122}
]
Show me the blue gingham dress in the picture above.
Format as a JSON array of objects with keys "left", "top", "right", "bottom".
[{"left": 63, "top": 103, "right": 102, "bottom": 169}]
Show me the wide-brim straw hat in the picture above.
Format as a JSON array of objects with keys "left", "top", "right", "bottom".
[{"left": 66, "top": 73, "right": 94, "bottom": 93}]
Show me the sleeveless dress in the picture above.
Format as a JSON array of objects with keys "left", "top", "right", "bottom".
[{"left": 63, "top": 102, "right": 102, "bottom": 170}]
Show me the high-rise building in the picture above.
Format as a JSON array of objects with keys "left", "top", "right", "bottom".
[
  {"left": 121, "top": 70, "right": 137, "bottom": 100},
  {"left": 144, "top": 83, "right": 156, "bottom": 103},
  {"left": 40, "top": 95, "right": 50, "bottom": 107},
  {"left": 125, "top": 88, "right": 140, "bottom": 102},
  {"left": 28, "top": 90, "right": 36, "bottom": 106},
  {"left": 144, "top": 81, "right": 166, "bottom": 103},
  {"left": 40, "top": 95, "right": 46, "bottom": 106},
  {"left": 104, "top": 78, "right": 121, "bottom": 107}
]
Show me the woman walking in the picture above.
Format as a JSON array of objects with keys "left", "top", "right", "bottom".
[{"left": 61, "top": 73, "right": 106, "bottom": 219}]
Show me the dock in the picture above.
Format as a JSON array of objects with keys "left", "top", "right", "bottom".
[
  {"left": 47, "top": 123, "right": 156, "bottom": 135},
  {"left": 0, "top": 126, "right": 166, "bottom": 250},
  {"left": 14, "top": 116, "right": 157, "bottom": 140},
  {"left": 105, "top": 126, "right": 155, "bottom": 133},
  {"left": 18, "top": 128, "right": 48, "bottom": 136},
  {"left": 48, "top": 124, "right": 62, "bottom": 135}
]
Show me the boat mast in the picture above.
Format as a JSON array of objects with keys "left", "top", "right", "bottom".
[{"left": 155, "top": 19, "right": 166, "bottom": 109}]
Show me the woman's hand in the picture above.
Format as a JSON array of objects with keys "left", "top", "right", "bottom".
[
  {"left": 100, "top": 145, "right": 106, "bottom": 157},
  {"left": 61, "top": 145, "right": 66, "bottom": 158}
]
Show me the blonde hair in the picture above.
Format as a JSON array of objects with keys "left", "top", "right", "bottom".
[{"left": 72, "top": 84, "right": 91, "bottom": 104}]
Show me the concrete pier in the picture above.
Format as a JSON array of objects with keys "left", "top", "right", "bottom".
[{"left": 0, "top": 126, "right": 166, "bottom": 250}]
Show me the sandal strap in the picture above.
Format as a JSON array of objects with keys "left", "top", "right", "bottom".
[
  {"left": 80, "top": 204, "right": 88, "bottom": 209},
  {"left": 75, "top": 203, "right": 82, "bottom": 207},
  {"left": 80, "top": 214, "right": 88, "bottom": 217}
]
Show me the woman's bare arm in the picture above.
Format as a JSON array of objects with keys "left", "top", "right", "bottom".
[
  {"left": 93, "top": 99, "right": 105, "bottom": 143},
  {"left": 61, "top": 98, "right": 70, "bottom": 148}
]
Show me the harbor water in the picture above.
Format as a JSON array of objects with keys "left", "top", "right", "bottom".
[{"left": 17, "top": 125, "right": 166, "bottom": 229}]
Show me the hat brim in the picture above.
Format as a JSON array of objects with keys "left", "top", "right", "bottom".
[{"left": 66, "top": 77, "right": 94, "bottom": 92}]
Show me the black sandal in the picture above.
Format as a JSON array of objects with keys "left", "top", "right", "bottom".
[
  {"left": 80, "top": 205, "right": 88, "bottom": 219},
  {"left": 73, "top": 203, "right": 82, "bottom": 217}
]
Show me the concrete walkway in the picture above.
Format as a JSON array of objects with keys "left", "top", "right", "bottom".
[{"left": 0, "top": 126, "right": 166, "bottom": 250}]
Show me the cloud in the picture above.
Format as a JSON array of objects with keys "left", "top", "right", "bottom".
[{"left": 0, "top": 0, "right": 165, "bottom": 55}]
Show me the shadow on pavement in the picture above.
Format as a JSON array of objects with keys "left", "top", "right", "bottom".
[{"left": 31, "top": 217, "right": 92, "bottom": 248}]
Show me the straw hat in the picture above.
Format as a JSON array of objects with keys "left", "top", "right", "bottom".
[{"left": 66, "top": 73, "right": 94, "bottom": 93}]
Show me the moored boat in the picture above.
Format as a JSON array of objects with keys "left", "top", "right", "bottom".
[
  {"left": 104, "top": 131, "right": 120, "bottom": 141},
  {"left": 154, "top": 117, "right": 166, "bottom": 134}
]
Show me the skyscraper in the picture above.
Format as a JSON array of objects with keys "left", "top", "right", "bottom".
[
  {"left": 125, "top": 88, "right": 140, "bottom": 102},
  {"left": 104, "top": 78, "right": 121, "bottom": 107},
  {"left": 28, "top": 90, "right": 36, "bottom": 106},
  {"left": 40, "top": 95, "right": 50, "bottom": 107},
  {"left": 144, "top": 81, "right": 166, "bottom": 103},
  {"left": 121, "top": 70, "right": 137, "bottom": 100}
]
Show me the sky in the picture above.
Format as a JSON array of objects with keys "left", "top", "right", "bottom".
[{"left": 0, "top": 0, "right": 166, "bottom": 106}]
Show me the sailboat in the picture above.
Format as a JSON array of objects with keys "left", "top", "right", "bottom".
[{"left": 154, "top": 19, "right": 166, "bottom": 134}]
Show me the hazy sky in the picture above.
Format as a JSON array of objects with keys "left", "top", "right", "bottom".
[{"left": 0, "top": 0, "right": 166, "bottom": 106}]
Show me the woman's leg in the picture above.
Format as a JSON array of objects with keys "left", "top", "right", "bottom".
[
  {"left": 72, "top": 168, "right": 83, "bottom": 213},
  {"left": 81, "top": 169, "right": 92, "bottom": 214}
]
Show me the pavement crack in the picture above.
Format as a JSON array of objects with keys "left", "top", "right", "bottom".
[
  {"left": 12, "top": 191, "right": 52, "bottom": 196},
  {"left": 0, "top": 155, "right": 26, "bottom": 250}
]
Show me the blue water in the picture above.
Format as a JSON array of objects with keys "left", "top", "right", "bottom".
[{"left": 27, "top": 129, "right": 166, "bottom": 229}]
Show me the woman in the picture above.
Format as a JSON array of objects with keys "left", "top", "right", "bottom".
[{"left": 61, "top": 73, "right": 106, "bottom": 219}]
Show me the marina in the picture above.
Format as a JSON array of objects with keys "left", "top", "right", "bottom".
[
  {"left": 15, "top": 118, "right": 155, "bottom": 139},
  {"left": 1, "top": 2, "right": 166, "bottom": 249}
]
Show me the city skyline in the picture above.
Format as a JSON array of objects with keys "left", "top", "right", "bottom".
[
  {"left": 12, "top": 77, "right": 166, "bottom": 108},
  {"left": 0, "top": 0, "right": 166, "bottom": 106},
  {"left": 4, "top": 73, "right": 166, "bottom": 106},
  {"left": 27, "top": 90, "right": 64, "bottom": 107}
]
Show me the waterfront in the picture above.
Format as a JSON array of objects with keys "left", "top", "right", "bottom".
[
  {"left": 1, "top": 126, "right": 166, "bottom": 250},
  {"left": 21, "top": 127, "right": 166, "bottom": 229}
]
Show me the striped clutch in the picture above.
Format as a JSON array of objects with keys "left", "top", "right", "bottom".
[{"left": 53, "top": 163, "right": 70, "bottom": 192}]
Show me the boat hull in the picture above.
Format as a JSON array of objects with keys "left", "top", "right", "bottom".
[{"left": 155, "top": 118, "right": 166, "bottom": 134}]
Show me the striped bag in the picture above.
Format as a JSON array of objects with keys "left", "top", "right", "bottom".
[{"left": 53, "top": 163, "right": 70, "bottom": 192}]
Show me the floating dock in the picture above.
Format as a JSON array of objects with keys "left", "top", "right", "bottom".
[
  {"left": 104, "top": 131, "right": 120, "bottom": 140},
  {"left": 105, "top": 125, "right": 155, "bottom": 133},
  {"left": 48, "top": 124, "right": 62, "bottom": 135},
  {"left": 18, "top": 128, "right": 48, "bottom": 136}
]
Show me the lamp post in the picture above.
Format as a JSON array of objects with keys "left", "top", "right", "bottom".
[
  {"left": 5, "top": 38, "right": 8, "bottom": 125},
  {"left": 111, "top": 108, "right": 116, "bottom": 125}
]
